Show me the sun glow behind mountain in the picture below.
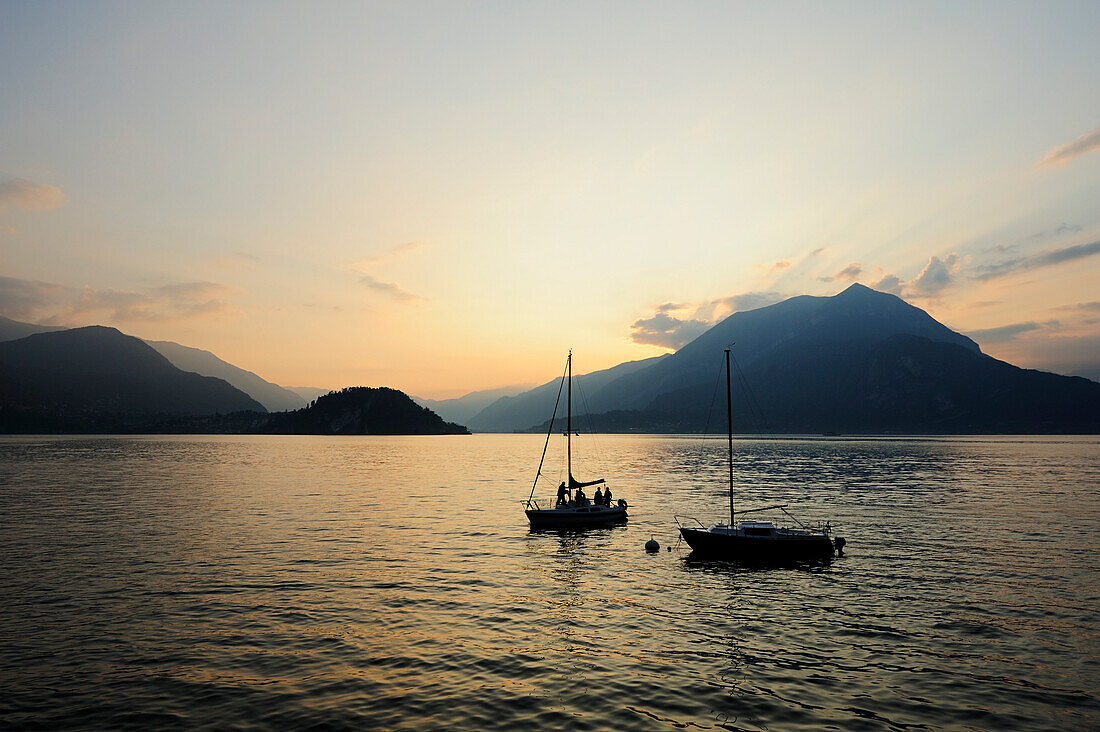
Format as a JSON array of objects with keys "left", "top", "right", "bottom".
[{"left": 1, "top": 3, "right": 1098, "bottom": 397}]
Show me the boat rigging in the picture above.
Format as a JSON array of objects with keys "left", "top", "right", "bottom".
[
  {"left": 524, "top": 351, "right": 628, "bottom": 529},
  {"left": 677, "top": 346, "right": 845, "bottom": 560}
]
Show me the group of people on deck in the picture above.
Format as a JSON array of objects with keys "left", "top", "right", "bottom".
[{"left": 556, "top": 481, "right": 613, "bottom": 508}]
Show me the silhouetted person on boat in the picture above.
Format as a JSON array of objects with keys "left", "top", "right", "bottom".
[
  {"left": 576, "top": 487, "right": 587, "bottom": 507},
  {"left": 556, "top": 482, "right": 567, "bottom": 507},
  {"left": 603, "top": 486, "right": 612, "bottom": 506},
  {"left": 593, "top": 486, "right": 603, "bottom": 506}
]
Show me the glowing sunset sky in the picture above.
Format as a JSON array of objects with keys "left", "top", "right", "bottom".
[{"left": 2, "top": 2, "right": 1098, "bottom": 397}]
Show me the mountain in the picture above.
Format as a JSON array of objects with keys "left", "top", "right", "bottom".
[
  {"left": 413, "top": 383, "right": 534, "bottom": 425},
  {"left": 0, "top": 327, "right": 462, "bottom": 434},
  {"left": 0, "top": 316, "right": 307, "bottom": 411},
  {"left": 0, "top": 315, "right": 65, "bottom": 342},
  {"left": 265, "top": 387, "right": 468, "bottom": 435},
  {"left": 465, "top": 355, "right": 668, "bottom": 432},
  {"left": 0, "top": 326, "right": 265, "bottom": 430},
  {"left": 585, "top": 283, "right": 981, "bottom": 414},
  {"left": 497, "top": 284, "right": 1100, "bottom": 434},
  {"left": 285, "top": 386, "right": 332, "bottom": 403},
  {"left": 531, "top": 334, "right": 1098, "bottom": 434},
  {"left": 145, "top": 339, "right": 306, "bottom": 412}
]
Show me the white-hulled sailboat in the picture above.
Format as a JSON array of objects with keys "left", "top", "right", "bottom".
[
  {"left": 524, "top": 352, "right": 628, "bottom": 529},
  {"left": 677, "top": 347, "right": 844, "bottom": 561}
]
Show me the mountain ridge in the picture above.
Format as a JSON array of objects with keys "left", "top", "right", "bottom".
[
  {"left": 473, "top": 284, "right": 1098, "bottom": 434},
  {"left": 0, "top": 315, "right": 307, "bottom": 411},
  {"left": 585, "top": 283, "right": 983, "bottom": 414},
  {"left": 145, "top": 339, "right": 306, "bottom": 412},
  {"left": 412, "top": 383, "right": 535, "bottom": 425},
  {"left": 0, "top": 326, "right": 266, "bottom": 423},
  {"left": 465, "top": 355, "right": 668, "bottom": 432}
]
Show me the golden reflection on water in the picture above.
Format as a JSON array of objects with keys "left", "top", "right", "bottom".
[{"left": 0, "top": 434, "right": 1098, "bottom": 730}]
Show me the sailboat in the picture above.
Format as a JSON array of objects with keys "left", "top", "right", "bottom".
[
  {"left": 678, "top": 347, "right": 844, "bottom": 560},
  {"left": 524, "top": 352, "right": 628, "bottom": 529}
]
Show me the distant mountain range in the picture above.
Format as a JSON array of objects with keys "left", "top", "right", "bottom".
[
  {"left": 285, "top": 386, "right": 333, "bottom": 403},
  {"left": 466, "top": 284, "right": 1100, "bottom": 434},
  {"left": 144, "top": 339, "right": 306, "bottom": 412},
  {"left": 0, "top": 327, "right": 463, "bottom": 435},
  {"left": 0, "top": 316, "right": 316, "bottom": 412},
  {"left": 0, "top": 315, "right": 66, "bottom": 341},
  {"left": 0, "top": 326, "right": 264, "bottom": 431},
  {"left": 2, "top": 284, "right": 1097, "bottom": 434},
  {"left": 465, "top": 356, "right": 667, "bottom": 432},
  {"left": 412, "top": 384, "right": 535, "bottom": 426}
]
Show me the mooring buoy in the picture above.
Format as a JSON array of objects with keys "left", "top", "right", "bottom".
[{"left": 645, "top": 537, "right": 660, "bottom": 553}]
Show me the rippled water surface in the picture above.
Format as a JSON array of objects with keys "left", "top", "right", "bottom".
[{"left": 1, "top": 434, "right": 1098, "bottom": 730}]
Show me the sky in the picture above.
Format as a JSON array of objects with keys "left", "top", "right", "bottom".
[{"left": 1, "top": 1, "right": 1098, "bottom": 397}]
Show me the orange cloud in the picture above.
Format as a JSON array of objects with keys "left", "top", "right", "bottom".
[
  {"left": 346, "top": 241, "right": 426, "bottom": 302},
  {"left": 630, "top": 292, "right": 786, "bottom": 350},
  {"left": 0, "top": 178, "right": 65, "bottom": 210},
  {"left": 819, "top": 262, "right": 863, "bottom": 282},
  {"left": 0, "top": 275, "right": 244, "bottom": 324},
  {"left": 758, "top": 259, "right": 791, "bottom": 271},
  {"left": 1040, "top": 126, "right": 1100, "bottom": 168}
]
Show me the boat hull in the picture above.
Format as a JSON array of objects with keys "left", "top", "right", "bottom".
[
  {"left": 526, "top": 505, "right": 627, "bottom": 529},
  {"left": 679, "top": 527, "right": 835, "bottom": 561}
]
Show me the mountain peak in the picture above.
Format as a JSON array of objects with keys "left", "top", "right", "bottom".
[
  {"left": 0, "top": 325, "right": 265, "bottom": 418},
  {"left": 836, "top": 282, "right": 877, "bottom": 298},
  {"left": 67, "top": 324, "right": 126, "bottom": 337}
]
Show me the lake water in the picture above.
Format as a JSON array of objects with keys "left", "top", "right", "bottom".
[{"left": 1, "top": 434, "right": 1098, "bottom": 730}]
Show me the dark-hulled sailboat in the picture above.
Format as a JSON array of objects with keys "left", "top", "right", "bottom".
[
  {"left": 678, "top": 347, "right": 843, "bottom": 560},
  {"left": 524, "top": 352, "right": 628, "bottom": 529}
]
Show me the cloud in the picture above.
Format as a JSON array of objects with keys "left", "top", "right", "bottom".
[
  {"left": 218, "top": 251, "right": 260, "bottom": 270},
  {"left": 358, "top": 274, "right": 424, "bottom": 302},
  {"left": 1028, "top": 223, "right": 1082, "bottom": 240},
  {"left": 1040, "top": 126, "right": 1100, "bottom": 168},
  {"left": 151, "top": 281, "right": 240, "bottom": 301},
  {"left": 629, "top": 303, "right": 711, "bottom": 349},
  {"left": 908, "top": 254, "right": 961, "bottom": 296},
  {"left": 49, "top": 281, "right": 243, "bottom": 323},
  {"left": 347, "top": 241, "right": 426, "bottom": 302},
  {"left": 0, "top": 178, "right": 65, "bottom": 211},
  {"left": 0, "top": 275, "right": 70, "bottom": 319},
  {"left": 819, "top": 262, "right": 863, "bottom": 283},
  {"left": 967, "top": 321, "right": 1059, "bottom": 344},
  {"left": 871, "top": 274, "right": 904, "bottom": 295},
  {"left": 758, "top": 248, "right": 825, "bottom": 276},
  {"left": 349, "top": 241, "right": 425, "bottom": 270},
  {"left": 974, "top": 240, "right": 1100, "bottom": 281},
  {"left": 0, "top": 275, "right": 243, "bottom": 324},
  {"left": 57, "top": 289, "right": 158, "bottom": 322},
  {"left": 211, "top": 251, "right": 260, "bottom": 273},
  {"left": 630, "top": 292, "right": 786, "bottom": 350},
  {"left": 861, "top": 254, "right": 959, "bottom": 299},
  {"left": 1023, "top": 239, "right": 1100, "bottom": 269},
  {"left": 696, "top": 291, "right": 785, "bottom": 321}
]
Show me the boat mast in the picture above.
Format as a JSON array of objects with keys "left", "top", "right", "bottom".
[
  {"left": 527, "top": 356, "right": 567, "bottom": 508},
  {"left": 726, "top": 347, "right": 734, "bottom": 527},
  {"left": 567, "top": 350, "right": 572, "bottom": 490}
]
